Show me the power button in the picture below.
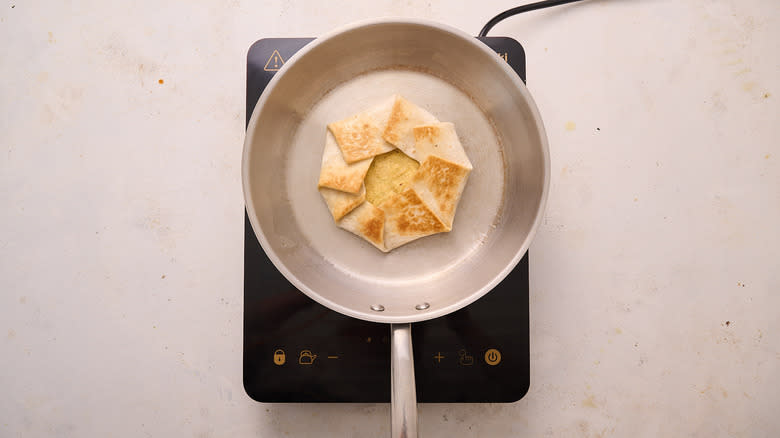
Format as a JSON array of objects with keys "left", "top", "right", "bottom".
[{"left": 484, "top": 348, "right": 501, "bottom": 366}]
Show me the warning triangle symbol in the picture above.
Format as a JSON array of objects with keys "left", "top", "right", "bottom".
[{"left": 263, "top": 50, "right": 285, "bottom": 71}]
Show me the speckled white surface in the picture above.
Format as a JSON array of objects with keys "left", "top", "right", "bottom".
[{"left": 1, "top": 0, "right": 779, "bottom": 437}]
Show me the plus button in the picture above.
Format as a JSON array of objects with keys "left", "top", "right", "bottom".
[{"left": 433, "top": 352, "right": 445, "bottom": 363}]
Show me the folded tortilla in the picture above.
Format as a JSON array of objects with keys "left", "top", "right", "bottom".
[
  {"left": 382, "top": 96, "right": 438, "bottom": 160},
  {"left": 319, "top": 95, "right": 473, "bottom": 252},
  {"left": 410, "top": 155, "right": 471, "bottom": 230},
  {"left": 337, "top": 201, "right": 386, "bottom": 251},
  {"left": 412, "top": 122, "right": 473, "bottom": 170},
  {"left": 379, "top": 187, "right": 448, "bottom": 251},
  {"left": 408, "top": 122, "right": 472, "bottom": 229},
  {"left": 320, "top": 184, "right": 366, "bottom": 222},
  {"left": 318, "top": 131, "right": 373, "bottom": 194},
  {"left": 327, "top": 96, "right": 396, "bottom": 164}
]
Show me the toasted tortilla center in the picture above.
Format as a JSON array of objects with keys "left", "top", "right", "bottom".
[{"left": 364, "top": 150, "right": 420, "bottom": 206}]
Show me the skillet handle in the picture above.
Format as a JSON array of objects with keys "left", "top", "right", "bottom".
[{"left": 391, "top": 323, "right": 418, "bottom": 438}]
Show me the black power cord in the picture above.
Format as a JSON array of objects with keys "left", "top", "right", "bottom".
[{"left": 479, "top": 0, "right": 588, "bottom": 37}]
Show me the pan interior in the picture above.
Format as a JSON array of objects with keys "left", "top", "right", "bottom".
[
  {"left": 287, "top": 69, "right": 504, "bottom": 285},
  {"left": 243, "top": 21, "right": 548, "bottom": 322}
]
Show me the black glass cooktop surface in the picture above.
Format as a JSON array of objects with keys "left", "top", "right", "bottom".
[{"left": 244, "top": 37, "right": 529, "bottom": 403}]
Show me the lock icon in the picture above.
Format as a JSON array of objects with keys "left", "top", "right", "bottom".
[{"left": 273, "top": 349, "right": 286, "bottom": 366}]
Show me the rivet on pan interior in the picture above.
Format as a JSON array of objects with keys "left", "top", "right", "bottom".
[
  {"left": 415, "top": 302, "right": 430, "bottom": 310},
  {"left": 370, "top": 304, "right": 385, "bottom": 312}
]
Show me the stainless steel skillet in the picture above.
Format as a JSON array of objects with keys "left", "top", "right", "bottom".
[{"left": 242, "top": 18, "right": 549, "bottom": 438}]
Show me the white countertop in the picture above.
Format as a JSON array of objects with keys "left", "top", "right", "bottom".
[{"left": 1, "top": 0, "right": 778, "bottom": 436}]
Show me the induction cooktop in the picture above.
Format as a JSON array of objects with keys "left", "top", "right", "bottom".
[{"left": 243, "top": 37, "right": 530, "bottom": 403}]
